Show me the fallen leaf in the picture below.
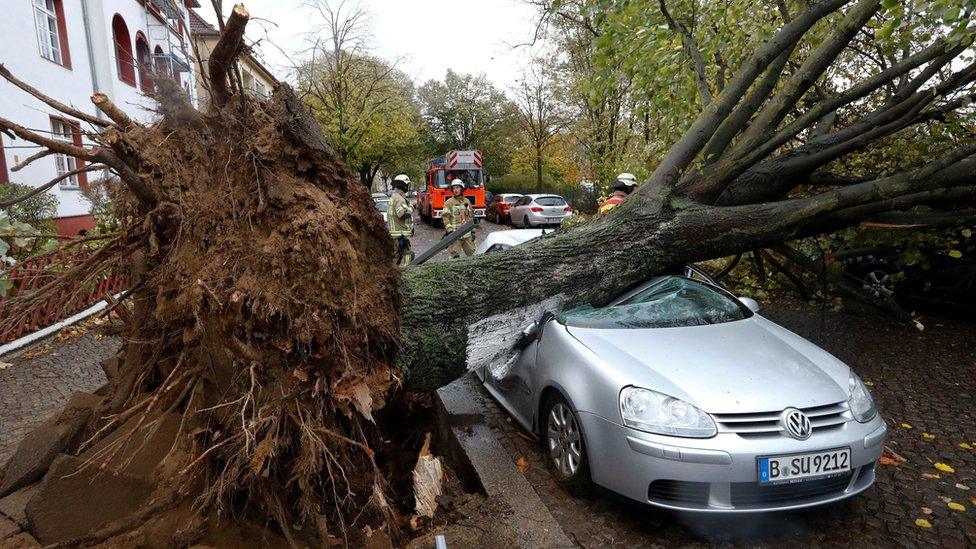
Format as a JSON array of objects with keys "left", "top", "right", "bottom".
[
  {"left": 956, "top": 483, "right": 971, "bottom": 491},
  {"left": 922, "top": 507, "right": 933, "bottom": 515},
  {"left": 969, "top": 496, "right": 976, "bottom": 506},
  {"left": 865, "top": 380, "right": 875, "bottom": 386},
  {"left": 881, "top": 446, "right": 907, "bottom": 466},
  {"left": 960, "top": 442, "right": 973, "bottom": 450},
  {"left": 915, "top": 518, "right": 932, "bottom": 528},
  {"left": 922, "top": 433, "right": 935, "bottom": 440},
  {"left": 0, "top": 361, "right": 10, "bottom": 371},
  {"left": 935, "top": 462, "right": 956, "bottom": 473},
  {"left": 922, "top": 473, "right": 941, "bottom": 479},
  {"left": 948, "top": 502, "right": 966, "bottom": 512},
  {"left": 901, "top": 423, "right": 913, "bottom": 429},
  {"left": 516, "top": 456, "right": 529, "bottom": 475},
  {"left": 939, "top": 495, "right": 953, "bottom": 503}
]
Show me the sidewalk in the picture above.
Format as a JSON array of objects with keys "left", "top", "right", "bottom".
[{"left": 0, "top": 330, "right": 117, "bottom": 464}]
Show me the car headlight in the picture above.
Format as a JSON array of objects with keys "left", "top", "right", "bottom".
[
  {"left": 848, "top": 371, "right": 877, "bottom": 423},
  {"left": 619, "top": 386, "right": 716, "bottom": 438}
]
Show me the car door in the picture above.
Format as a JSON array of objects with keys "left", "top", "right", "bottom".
[{"left": 482, "top": 317, "right": 546, "bottom": 431}]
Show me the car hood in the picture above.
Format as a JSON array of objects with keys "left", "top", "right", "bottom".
[{"left": 564, "top": 315, "right": 851, "bottom": 414}]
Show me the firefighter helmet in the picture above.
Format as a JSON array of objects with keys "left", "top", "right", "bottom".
[
  {"left": 450, "top": 179, "right": 465, "bottom": 190},
  {"left": 392, "top": 174, "right": 410, "bottom": 191},
  {"left": 616, "top": 172, "right": 638, "bottom": 185}
]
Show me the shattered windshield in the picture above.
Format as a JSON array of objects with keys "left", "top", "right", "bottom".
[{"left": 557, "top": 277, "right": 751, "bottom": 329}]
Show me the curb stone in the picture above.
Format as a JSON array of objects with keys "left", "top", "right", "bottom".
[{"left": 435, "top": 372, "right": 574, "bottom": 548}]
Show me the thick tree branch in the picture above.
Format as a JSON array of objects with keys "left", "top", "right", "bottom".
[
  {"left": 92, "top": 93, "right": 135, "bottom": 130},
  {"left": 863, "top": 209, "right": 976, "bottom": 229},
  {"left": 729, "top": 0, "right": 881, "bottom": 158},
  {"left": 0, "top": 117, "right": 94, "bottom": 159},
  {"left": 0, "top": 64, "right": 110, "bottom": 128},
  {"left": 637, "top": 0, "right": 852, "bottom": 193},
  {"left": 208, "top": 4, "right": 249, "bottom": 108}
]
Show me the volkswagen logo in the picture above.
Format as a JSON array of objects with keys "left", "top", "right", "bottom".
[{"left": 781, "top": 408, "right": 812, "bottom": 440}]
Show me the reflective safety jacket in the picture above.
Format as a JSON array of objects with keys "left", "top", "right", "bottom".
[
  {"left": 387, "top": 190, "right": 413, "bottom": 237},
  {"left": 442, "top": 195, "right": 473, "bottom": 232},
  {"left": 598, "top": 191, "right": 628, "bottom": 214}
]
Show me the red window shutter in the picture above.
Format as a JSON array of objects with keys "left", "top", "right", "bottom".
[
  {"left": 53, "top": 0, "right": 72, "bottom": 69},
  {"left": 0, "top": 137, "right": 9, "bottom": 183}
]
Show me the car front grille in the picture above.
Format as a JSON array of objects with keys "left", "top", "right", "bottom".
[
  {"left": 647, "top": 480, "right": 710, "bottom": 505},
  {"left": 648, "top": 465, "right": 871, "bottom": 509},
  {"left": 712, "top": 402, "right": 850, "bottom": 438},
  {"left": 730, "top": 471, "right": 854, "bottom": 506}
]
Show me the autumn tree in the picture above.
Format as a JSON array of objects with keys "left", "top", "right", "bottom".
[
  {"left": 512, "top": 55, "right": 570, "bottom": 187},
  {"left": 417, "top": 70, "right": 520, "bottom": 175},
  {"left": 0, "top": 0, "right": 974, "bottom": 545},
  {"left": 295, "top": 0, "right": 424, "bottom": 186}
]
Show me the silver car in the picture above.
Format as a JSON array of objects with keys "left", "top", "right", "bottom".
[
  {"left": 479, "top": 274, "right": 886, "bottom": 513},
  {"left": 508, "top": 194, "right": 573, "bottom": 227}
]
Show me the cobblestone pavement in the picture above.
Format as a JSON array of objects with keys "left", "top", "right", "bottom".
[
  {"left": 408, "top": 207, "right": 512, "bottom": 262},
  {"left": 0, "top": 330, "right": 119, "bottom": 464},
  {"left": 482, "top": 300, "right": 976, "bottom": 548}
]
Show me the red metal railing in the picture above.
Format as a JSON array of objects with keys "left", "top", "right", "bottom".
[{"left": 0, "top": 246, "right": 129, "bottom": 345}]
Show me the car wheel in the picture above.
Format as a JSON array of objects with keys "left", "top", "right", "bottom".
[
  {"left": 859, "top": 265, "right": 896, "bottom": 299},
  {"left": 522, "top": 215, "right": 532, "bottom": 228},
  {"left": 542, "top": 393, "right": 591, "bottom": 496}
]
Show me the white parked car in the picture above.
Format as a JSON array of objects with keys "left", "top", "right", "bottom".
[{"left": 508, "top": 195, "right": 573, "bottom": 227}]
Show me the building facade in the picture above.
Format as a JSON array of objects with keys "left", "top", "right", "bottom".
[
  {"left": 0, "top": 0, "right": 199, "bottom": 235},
  {"left": 188, "top": 9, "right": 276, "bottom": 106}
]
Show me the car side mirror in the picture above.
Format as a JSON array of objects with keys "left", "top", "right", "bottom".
[{"left": 738, "top": 297, "right": 760, "bottom": 313}]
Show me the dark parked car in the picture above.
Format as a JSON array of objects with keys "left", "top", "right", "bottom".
[
  {"left": 486, "top": 193, "right": 524, "bottom": 224},
  {"left": 840, "top": 247, "right": 976, "bottom": 315}
]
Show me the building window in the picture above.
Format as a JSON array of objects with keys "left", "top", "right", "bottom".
[
  {"left": 33, "top": 0, "right": 71, "bottom": 68},
  {"left": 153, "top": 45, "right": 170, "bottom": 76},
  {"left": 112, "top": 14, "right": 136, "bottom": 86},
  {"left": 50, "top": 118, "right": 86, "bottom": 190},
  {"left": 135, "top": 32, "right": 152, "bottom": 93},
  {"left": 254, "top": 81, "right": 267, "bottom": 98}
]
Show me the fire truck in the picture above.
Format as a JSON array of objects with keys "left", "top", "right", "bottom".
[{"left": 417, "top": 150, "right": 486, "bottom": 226}]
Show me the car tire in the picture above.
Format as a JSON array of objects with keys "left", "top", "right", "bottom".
[
  {"left": 855, "top": 263, "right": 897, "bottom": 300},
  {"left": 522, "top": 215, "right": 532, "bottom": 228},
  {"left": 541, "top": 393, "right": 592, "bottom": 497}
]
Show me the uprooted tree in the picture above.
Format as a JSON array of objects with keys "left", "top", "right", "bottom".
[{"left": 0, "top": 0, "right": 974, "bottom": 545}]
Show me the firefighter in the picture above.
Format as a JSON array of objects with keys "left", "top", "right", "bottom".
[
  {"left": 442, "top": 178, "right": 475, "bottom": 258},
  {"left": 388, "top": 174, "right": 414, "bottom": 266},
  {"left": 597, "top": 172, "right": 639, "bottom": 214}
]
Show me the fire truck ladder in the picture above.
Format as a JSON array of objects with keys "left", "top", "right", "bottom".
[{"left": 145, "top": 0, "right": 191, "bottom": 75}]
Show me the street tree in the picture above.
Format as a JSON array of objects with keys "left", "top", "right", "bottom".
[
  {"left": 0, "top": 0, "right": 974, "bottom": 544},
  {"left": 295, "top": 0, "right": 424, "bottom": 186},
  {"left": 417, "top": 70, "right": 520, "bottom": 175},
  {"left": 512, "top": 55, "right": 570, "bottom": 187}
]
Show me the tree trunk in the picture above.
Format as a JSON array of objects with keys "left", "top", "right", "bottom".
[{"left": 535, "top": 145, "right": 543, "bottom": 188}]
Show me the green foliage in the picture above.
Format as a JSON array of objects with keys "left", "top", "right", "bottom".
[
  {"left": 298, "top": 53, "right": 426, "bottom": 185},
  {"left": 0, "top": 209, "right": 58, "bottom": 296},
  {"left": 0, "top": 182, "right": 58, "bottom": 231},
  {"left": 417, "top": 70, "right": 521, "bottom": 176}
]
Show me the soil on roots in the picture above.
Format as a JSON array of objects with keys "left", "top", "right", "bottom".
[{"left": 63, "top": 84, "right": 406, "bottom": 546}]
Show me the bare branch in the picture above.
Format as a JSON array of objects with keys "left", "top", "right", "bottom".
[
  {"left": 0, "top": 164, "right": 106, "bottom": 208},
  {"left": 0, "top": 64, "right": 110, "bottom": 128},
  {"left": 10, "top": 149, "right": 54, "bottom": 172}
]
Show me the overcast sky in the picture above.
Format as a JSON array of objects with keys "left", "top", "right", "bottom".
[{"left": 198, "top": 0, "right": 543, "bottom": 92}]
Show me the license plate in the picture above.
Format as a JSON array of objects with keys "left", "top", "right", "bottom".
[
  {"left": 546, "top": 217, "right": 563, "bottom": 222},
  {"left": 758, "top": 448, "right": 851, "bottom": 484}
]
